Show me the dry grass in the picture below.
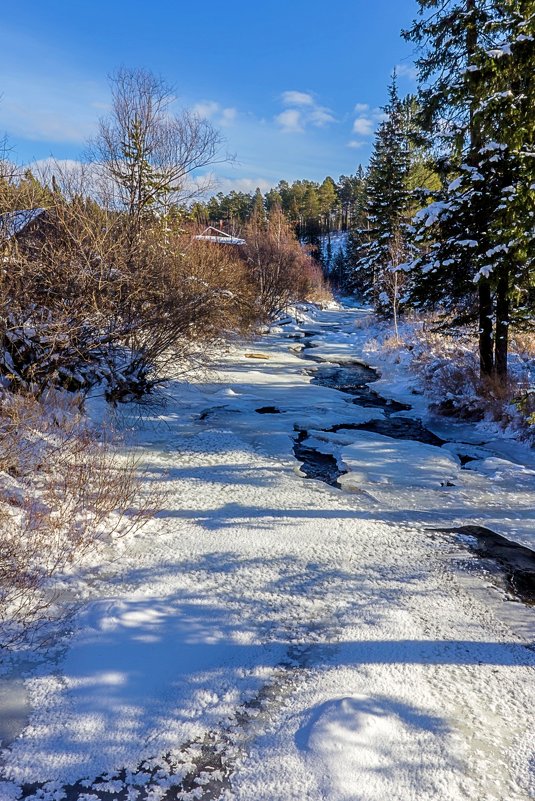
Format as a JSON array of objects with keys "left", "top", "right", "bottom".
[
  {"left": 306, "top": 282, "right": 334, "bottom": 306},
  {"left": 0, "top": 389, "right": 152, "bottom": 645},
  {"left": 510, "top": 330, "right": 535, "bottom": 359}
]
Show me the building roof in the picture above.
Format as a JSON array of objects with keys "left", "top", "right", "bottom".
[
  {"left": 193, "top": 226, "right": 246, "bottom": 246},
  {"left": 0, "top": 208, "right": 47, "bottom": 240}
]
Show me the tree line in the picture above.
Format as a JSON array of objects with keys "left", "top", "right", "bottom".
[
  {"left": 191, "top": 171, "right": 367, "bottom": 242},
  {"left": 194, "top": 0, "right": 534, "bottom": 388}
]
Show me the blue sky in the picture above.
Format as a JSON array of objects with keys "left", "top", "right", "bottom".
[{"left": 0, "top": 0, "right": 418, "bottom": 193}]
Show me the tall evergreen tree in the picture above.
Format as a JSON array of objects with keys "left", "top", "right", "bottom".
[
  {"left": 351, "top": 75, "right": 411, "bottom": 323},
  {"left": 252, "top": 187, "right": 266, "bottom": 221},
  {"left": 318, "top": 176, "right": 339, "bottom": 233},
  {"left": 478, "top": 0, "right": 535, "bottom": 377},
  {"left": 343, "top": 168, "right": 369, "bottom": 294},
  {"left": 404, "top": 0, "right": 534, "bottom": 381},
  {"left": 337, "top": 170, "right": 365, "bottom": 230}
]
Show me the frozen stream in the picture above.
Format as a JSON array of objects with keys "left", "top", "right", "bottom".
[
  {"left": 291, "top": 333, "right": 535, "bottom": 605},
  {"left": 0, "top": 303, "right": 534, "bottom": 801}
]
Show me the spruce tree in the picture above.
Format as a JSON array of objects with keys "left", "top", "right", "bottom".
[
  {"left": 251, "top": 187, "right": 266, "bottom": 222},
  {"left": 404, "top": 0, "right": 534, "bottom": 381},
  {"left": 351, "top": 75, "right": 411, "bottom": 322},
  {"left": 478, "top": 1, "right": 535, "bottom": 377},
  {"left": 344, "top": 170, "right": 369, "bottom": 296}
]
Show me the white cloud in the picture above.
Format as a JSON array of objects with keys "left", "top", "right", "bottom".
[
  {"left": 196, "top": 172, "right": 274, "bottom": 196},
  {"left": 350, "top": 103, "right": 385, "bottom": 141},
  {"left": 309, "top": 107, "right": 336, "bottom": 127},
  {"left": 276, "top": 90, "right": 336, "bottom": 132},
  {"left": 281, "top": 90, "right": 315, "bottom": 107},
  {"left": 220, "top": 107, "right": 237, "bottom": 126},
  {"left": 218, "top": 176, "right": 273, "bottom": 194},
  {"left": 276, "top": 109, "right": 304, "bottom": 133},
  {"left": 396, "top": 63, "right": 417, "bottom": 81},
  {"left": 31, "top": 157, "right": 85, "bottom": 173},
  {"left": 352, "top": 117, "right": 374, "bottom": 136},
  {"left": 28, "top": 158, "right": 107, "bottom": 197},
  {"left": 192, "top": 100, "right": 221, "bottom": 119},
  {"left": 347, "top": 140, "right": 366, "bottom": 149},
  {"left": 192, "top": 100, "right": 238, "bottom": 128}
]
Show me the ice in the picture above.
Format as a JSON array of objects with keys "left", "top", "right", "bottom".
[{"left": 338, "top": 431, "right": 459, "bottom": 490}]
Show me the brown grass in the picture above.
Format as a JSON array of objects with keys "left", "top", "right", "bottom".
[
  {"left": 0, "top": 389, "right": 152, "bottom": 645},
  {"left": 510, "top": 330, "right": 535, "bottom": 359},
  {"left": 394, "top": 315, "right": 535, "bottom": 438}
]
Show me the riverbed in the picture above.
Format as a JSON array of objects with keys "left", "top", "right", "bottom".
[{"left": 1, "top": 303, "right": 533, "bottom": 801}]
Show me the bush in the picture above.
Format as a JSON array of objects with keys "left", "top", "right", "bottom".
[
  {"left": 0, "top": 389, "right": 150, "bottom": 645},
  {"left": 377, "top": 313, "right": 535, "bottom": 440},
  {"left": 243, "top": 206, "right": 327, "bottom": 320},
  {"left": 0, "top": 190, "right": 259, "bottom": 400}
]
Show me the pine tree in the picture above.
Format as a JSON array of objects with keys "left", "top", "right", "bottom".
[
  {"left": 344, "top": 169, "right": 369, "bottom": 295},
  {"left": 404, "top": 0, "right": 534, "bottom": 381},
  {"left": 251, "top": 187, "right": 266, "bottom": 223},
  {"left": 337, "top": 171, "right": 365, "bottom": 231},
  {"left": 352, "top": 75, "right": 411, "bottom": 322},
  {"left": 318, "top": 176, "right": 339, "bottom": 234}
]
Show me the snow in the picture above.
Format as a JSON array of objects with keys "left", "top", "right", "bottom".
[
  {"left": 0, "top": 303, "right": 534, "bottom": 800},
  {"left": 474, "top": 264, "right": 493, "bottom": 280},
  {"left": 413, "top": 201, "right": 450, "bottom": 227},
  {"left": 338, "top": 432, "right": 459, "bottom": 490},
  {"left": 0, "top": 208, "right": 46, "bottom": 240},
  {"left": 447, "top": 177, "right": 463, "bottom": 192},
  {"left": 486, "top": 45, "right": 512, "bottom": 58},
  {"left": 194, "top": 235, "right": 246, "bottom": 245}
]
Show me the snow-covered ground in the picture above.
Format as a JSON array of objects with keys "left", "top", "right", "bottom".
[
  {"left": 0, "top": 303, "right": 534, "bottom": 800},
  {"left": 318, "top": 231, "right": 348, "bottom": 271}
]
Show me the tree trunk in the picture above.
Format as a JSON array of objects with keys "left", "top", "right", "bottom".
[
  {"left": 479, "top": 280, "right": 494, "bottom": 377},
  {"left": 494, "top": 266, "right": 509, "bottom": 382},
  {"left": 466, "top": 0, "right": 495, "bottom": 380}
]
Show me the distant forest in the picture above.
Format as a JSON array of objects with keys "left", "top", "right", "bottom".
[{"left": 194, "top": 0, "right": 534, "bottom": 384}]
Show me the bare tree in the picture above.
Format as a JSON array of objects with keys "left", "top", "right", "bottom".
[{"left": 90, "top": 68, "right": 226, "bottom": 227}]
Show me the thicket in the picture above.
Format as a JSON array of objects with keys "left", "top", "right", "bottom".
[{"left": 0, "top": 388, "right": 151, "bottom": 644}]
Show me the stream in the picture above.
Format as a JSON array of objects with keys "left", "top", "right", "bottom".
[
  {"left": 4, "top": 308, "right": 534, "bottom": 801},
  {"left": 289, "top": 329, "right": 535, "bottom": 607}
]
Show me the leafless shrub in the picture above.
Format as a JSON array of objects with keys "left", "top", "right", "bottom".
[
  {"left": 386, "top": 314, "right": 535, "bottom": 438},
  {"left": 243, "top": 205, "right": 323, "bottom": 320},
  {"left": 0, "top": 389, "right": 151, "bottom": 645},
  {"left": 1, "top": 157, "right": 261, "bottom": 400},
  {"left": 301, "top": 251, "right": 333, "bottom": 306},
  {"left": 99, "top": 223, "right": 258, "bottom": 400}
]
